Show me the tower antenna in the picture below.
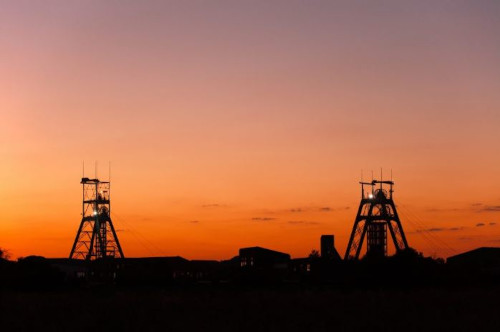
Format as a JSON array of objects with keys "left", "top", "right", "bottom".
[
  {"left": 69, "top": 176, "right": 124, "bottom": 260},
  {"left": 344, "top": 179, "right": 409, "bottom": 260}
]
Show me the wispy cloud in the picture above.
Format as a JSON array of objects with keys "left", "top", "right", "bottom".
[
  {"left": 289, "top": 206, "right": 348, "bottom": 213},
  {"left": 414, "top": 222, "right": 496, "bottom": 232},
  {"left": 426, "top": 207, "right": 461, "bottom": 212},
  {"left": 480, "top": 205, "right": 500, "bottom": 212},
  {"left": 474, "top": 222, "right": 497, "bottom": 227},
  {"left": 252, "top": 217, "right": 276, "bottom": 222},
  {"left": 469, "top": 203, "right": 500, "bottom": 212},
  {"left": 189, "top": 220, "right": 200, "bottom": 224},
  {"left": 288, "top": 220, "right": 320, "bottom": 225},
  {"left": 426, "top": 203, "right": 500, "bottom": 213},
  {"left": 201, "top": 204, "right": 227, "bottom": 208},
  {"left": 411, "top": 226, "right": 465, "bottom": 233}
]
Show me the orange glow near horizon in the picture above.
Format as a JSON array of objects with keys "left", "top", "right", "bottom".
[{"left": 1, "top": 1, "right": 500, "bottom": 260}]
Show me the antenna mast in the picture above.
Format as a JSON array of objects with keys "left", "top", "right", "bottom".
[
  {"left": 344, "top": 176, "right": 409, "bottom": 260},
  {"left": 69, "top": 175, "right": 124, "bottom": 260}
]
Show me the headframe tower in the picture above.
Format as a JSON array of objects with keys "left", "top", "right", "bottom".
[
  {"left": 344, "top": 179, "right": 408, "bottom": 260},
  {"left": 70, "top": 177, "right": 124, "bottom": 260}
]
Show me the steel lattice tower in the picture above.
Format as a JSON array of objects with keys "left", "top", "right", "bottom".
[
  {"left": 344, "top": 179, "right": 408, "bottom": 260},
  {"left": 69, "top": 177, "right": 124, "bottom": 260}
]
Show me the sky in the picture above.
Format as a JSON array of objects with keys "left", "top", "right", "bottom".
[{"left": 1, "top": 0, "right": 500, "bottom": 260}]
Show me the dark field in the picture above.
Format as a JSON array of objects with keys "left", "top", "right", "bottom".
[{"left": 1, "top": 286, "right": 499, "bottom": 331}]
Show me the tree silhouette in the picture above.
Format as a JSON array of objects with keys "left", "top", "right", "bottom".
[
  {"left": 0, "top": 247, "right": 10, "bottom": 260},
  {"left": 309, "top": 249, "right": 320, "bottom": 259}
]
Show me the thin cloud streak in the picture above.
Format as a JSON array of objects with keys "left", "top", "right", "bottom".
[
  {"left": 288, "top": 220, "right": 320, "bottom": 225},
  {"left": 252, "top": 217, "right": 277, "bottom": 222}
]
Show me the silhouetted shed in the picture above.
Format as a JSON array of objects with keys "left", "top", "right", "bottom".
[
  {"left": 447, "top": 247, "right": 500, "bottom": 271},
  {"left": 239, "top": 247, "right": 290, "bottom": 269},
  {"left": 47, "top": 258, "right": 88, "bottom": 279}
]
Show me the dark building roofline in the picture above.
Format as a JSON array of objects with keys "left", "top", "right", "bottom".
[
  {"left": 447, "top": 247, "right": 500, "bottom": 261},
  {"left": 239, "top": 246, "right": 290, "bottom": 257}
]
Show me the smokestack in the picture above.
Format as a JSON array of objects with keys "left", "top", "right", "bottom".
[{"left": 320, "top": 235, "right": 335, "bottom": 259}]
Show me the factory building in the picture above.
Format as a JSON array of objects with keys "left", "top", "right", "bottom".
[
  {"left": 239, "top": 247, "right": 290, "bottom": 269},
  {"left": 447, "top": 247, "right": 500, "bottom": 271}
]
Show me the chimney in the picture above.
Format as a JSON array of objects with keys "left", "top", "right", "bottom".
[{"left": 320, "top": 235, "right": 335, "bottom": 259}]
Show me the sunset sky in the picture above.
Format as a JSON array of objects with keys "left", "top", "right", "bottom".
[{"left": 1, "top": 1, "right": 500, "bottom": 260}]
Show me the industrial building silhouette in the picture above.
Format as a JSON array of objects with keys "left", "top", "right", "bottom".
[
  {"left": 39, "top": 177, "right": 497, "bottom": 284},
  {"left": 2, "top": 176, "right": 499, "bottom": 287}
]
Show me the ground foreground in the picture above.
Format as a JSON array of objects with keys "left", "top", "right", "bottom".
[{"left": 1, "top": 285, "right": 499, "bottom": 331}]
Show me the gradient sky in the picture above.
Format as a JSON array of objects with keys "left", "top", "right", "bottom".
[{"left": 1, "top": 0, "right": 500, "bottom": 260}]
